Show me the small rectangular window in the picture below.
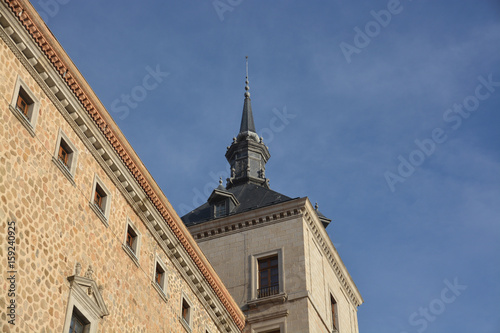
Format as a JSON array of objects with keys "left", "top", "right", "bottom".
[
  {"left": 53, "top": 130, "right": 78, "bottom": 183},
  {"left": 257, "top": 256, "right": 279, "bottom": 298},
  {"left": 122, "top": 219, "right": 141, "bottom": 266},
  {"left": 331, "top": 294, "right": 338, "bottom": 331},
  {"left": 90, "top": 175, "right": 111, "bottom": 225},
  {"left": 155, "top": 263, "right": 165, "bottom": 289},
  {"left": 10, "top": 77, "right": 40, "bottom": 136},
  {"left": 214, "top": 202, "right": 226, "bottom": 218},
  {"left": 180, "top": 295, "right": 193, "bottom": 330},
  {"left": 126, "top": 226, "right": 137, "bottom": 252},
  {"left": 94, "top": 184, "right": 106, "bottom": 213},
  {"left": 151, "top": 256, "right": 168, "bottom": 302},
  {"left": 182, "top": 299, "right": 190, "bottom": 323}
]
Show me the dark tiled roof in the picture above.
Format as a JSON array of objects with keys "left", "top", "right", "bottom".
[{"left": 181, "top": 183, "right": 294, "bottom": 226}]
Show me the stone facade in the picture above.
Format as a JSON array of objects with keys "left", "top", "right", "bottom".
[
  {"left": 0, "top": 1, "right": 244, "bottom": 332},
  {"left": 187, "top": 198, "right": 363, "bottom": 333}
]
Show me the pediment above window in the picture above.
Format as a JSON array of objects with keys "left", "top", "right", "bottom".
[{"left": 67, "top": 269, "right": 109, "bottom": 319}]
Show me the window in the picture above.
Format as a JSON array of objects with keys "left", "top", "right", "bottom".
[
  {"left": 63, "top": 266, "right": 109, "bottom": 333},
  {"left": 69, "top": 307, "right": 89, "bottom": 333},
  {"left": 90, "top": 175, "right": 111, "bottom": 225},
  {"left": 181, "top": 298, "right": 190, "bottom": 324},
  {"left": 10, "top": 76, "right": 40, "bottom": 136},
  {"left": 122, "top": 219, "right": 141, "bottom": 266},
  {"left": 257, "top": 256, "right": 279, "bottom": 298},
  {"left": 214, "top": 201, "right": 226, "bottom": 218},
  {"left": 53, "top": 129, "right": 78, "bottom": 183},
  {"left": 250, "top": 249, "right": 284, "bottom": 301},
  {"left": 151, "top": 256, "right": 168, "bottom": 302},
  {"left": 155, "top": 263, "right": 164, "bottom": 287},
  {"left": 59, "top": 145, "right": 69, "bottom": 166},
  {"left": 179, "top": 293, "right": 193, "bottom": 331},
  {"left": 16, "top": 92, "right": 30, "bottom": 117},
  {"left": 126, "top": 226, "right": 136, "bottom": 251},
  {"left": 94, "top": 185, "right": 105, "bottom": 212},
  {"left": 331, "top": 294, "right": 338, "bottom": 331}
]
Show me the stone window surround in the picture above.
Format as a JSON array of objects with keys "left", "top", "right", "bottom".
[
  {"left": 63, "top": 297, "right": 96, "bottom": 333},
  {"left": 152, "top": 255, "right": 168, "bottom": 302},
  {"left": 9, "top": 75, "right": 40, "bottom": 137},
  {"left": 122, "top": 217, "right": 141, "bottom": 267},
  {"left": 89, "top": 174, "right": 111, "bottom": 227},
  {"left": 249, "top": 248, "right": 285, "bottom": 301},
  {"left": 329, "top": 289, "right": 339, "bottom": 333},
  {"left": 52, "top": 128, "right": 78, "bottom": 185},
  {"left": 62, "top": 276, "right": 109, "bottom": 333},
  {"left": 179, "top": 291, "right": 193, "bottom": 332},
  {"left": 249, "top": 315, "right": 287, "bottom": 333}
]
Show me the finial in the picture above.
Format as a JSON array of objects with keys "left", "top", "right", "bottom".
[
  {"left": 84, "top": 265, "right": 94, "bottom": 279},
  {"left": 75, "top": 262, "right": 82, "bottom": 276},
  {"left": 219, "top": 177, "right": 223, "bottom": 185},
  {"left": 315, "top": 202, "right": 318, "bottom": 210},
  {"left": 245, "top": 56, "right": 250, "bottom": 98}
]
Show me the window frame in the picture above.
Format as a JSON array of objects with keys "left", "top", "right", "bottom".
[
  {"left": 151, "top": 255, "right": 168, "bottom": 302},
  {"left": 9, "top": 76, "right": 40, "bottom": 136},
  {"left": 250, "top": 248, "right": 285, "bottom": 300},
  {"left": 89, "top": 175, "right": 111, "bottom": 226},
  {"left": 69, "top": 306, "right": 90, "bottom": 333},
  {"left": 249, "top": 318, "right": 286, "bottom": 333},
  {"left": 52, "top": 129, "right": 78, "bottom": 184},
  {"left": 214, "top": 200, "right": 227, "bottom": 218},
  {"left": 257, "top": 256, "right": 280, "bottom": 298},
  {"left": 62, "top": 273, "right": 109, "bottom": 333},
  {"left": 330, "top": 293, "right": 339, "bottom": 332},
  {"left": 122, "top": 218, "right": 141, "bottom": 267},
  {"left": 179, "top": 292, "right": 193, "bottom": 332}
]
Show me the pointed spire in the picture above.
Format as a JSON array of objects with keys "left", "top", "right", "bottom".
[
  {"left": 239, "top": 56, "right": 256, "bottom": 134},
  {"left": 226, "top": 57, "right": 270, "bottom": 189}
]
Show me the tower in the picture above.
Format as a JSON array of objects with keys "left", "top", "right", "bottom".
[
  {"left": 182, "top": 60, "right": 363, "bottom": 332},
  {"left": 225, "top": 57, "right": 270, "bottom": 189}
]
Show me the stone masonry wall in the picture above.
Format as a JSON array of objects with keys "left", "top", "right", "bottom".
[{"left": 0, "top": 34, "right": 224, "bottom": 333}]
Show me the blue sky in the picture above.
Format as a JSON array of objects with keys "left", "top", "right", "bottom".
[{"left": 32, "top": 0, "right": 500, "bottom": 332}]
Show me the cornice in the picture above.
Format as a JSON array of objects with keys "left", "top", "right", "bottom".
[
  {"left": 188, "top": 198, "right": 305, "bottom": 242},
  {"left": 302, "top": 200, "right": 364, "bottom": 308},
  {"left": 0, "top": 1, "right": 244, "bottom": 330}
]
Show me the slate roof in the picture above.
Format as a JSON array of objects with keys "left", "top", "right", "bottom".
[
  {"left": 181, "top": 183, "right": 294, "bottom": 226},
  {"left": 239, "top": 97, "right": 256, "bottom": 133}
]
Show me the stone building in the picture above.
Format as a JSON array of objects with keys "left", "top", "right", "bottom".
[
  {"left": 182, "top": 71, "right": 364, "bottom": 332},
  {"left": 0, "top": 1, "right": 245, "bottom": 332}
]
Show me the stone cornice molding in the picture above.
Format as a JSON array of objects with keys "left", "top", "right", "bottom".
[
  {"left": 188, "top": 198, "right": 305, "bottom": 241},
  {"left": 0, "top": 1, "right": 244, "bottom": 330},
  {"left": 302, "top": 199, "right": 364, "bottom": 308}
]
